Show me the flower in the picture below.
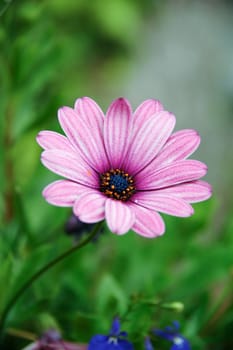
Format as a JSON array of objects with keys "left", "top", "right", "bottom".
[
  {"left": 65, "top": 214, "right": 104, "bottom": 242},
  {"left": 144, "top": 337, "right": 155, "bottom": 350},
  {"left": 65, "top": 214, "right": 94, "bottom": 238},
  {"left": 154, "top": 321, "right": 191, "bottom": 350},
  {"left": 88, "top": 318, "right": 134, "bottom": 350},
  {"left": 37, "top": 97, "right": 212, "bottom": 237},
  {"left": 22, "top": 329, "right": 87, "bottom": 350}
]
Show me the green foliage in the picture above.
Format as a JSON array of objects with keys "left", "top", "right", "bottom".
[{"left": 96, "top": 274, "right": 128, "bottom": 318}]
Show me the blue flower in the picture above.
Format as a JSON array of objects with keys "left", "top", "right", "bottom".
[
  {"left": 88, "top": 318, "right": 134, "bottom": 350},
  {"left": 64, "top": 214, "right": 104, "bottom": 242},
  {"left": 154, "top": 321, "right": 191, "bottom": 350},
  {"left": 144, "top": 337, "right": 155, "bottom": 350}
]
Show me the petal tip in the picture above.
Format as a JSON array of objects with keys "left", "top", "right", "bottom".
[
  {"left": 205, "top": 184, "right": 213, "bottom": 199},
  {"left": 142, "top": 98, "right": 164, "bottom": 113},
  {"left": 181, "top": 204, "right": 195, "bottom": 217},
  {"left": 117, "top": 96, "right": 127, "bottom": 102},
  {"left": 74, "top": 96, "right": 90, "bottom": 109},
  {"left": 195, "top": 160, "right": 208, "bottom": 174},
  {"left": 192, "top": 130, "right": 201, "bottom": 149},
  {"left": 58, "top": 106, "right": 74, "bottom": 117},
  {"left": 155, "top": 223, "right": 166, "bottom": 237},
  {"left": 189, "top": 206, "right": 195, "bottom": 216},
  {"left": 203, "top": 164, "right": 208, "bottom": 174},
  {"left": 58, "top": 106, "right": 66, "bottom": 112},
  {"left": 168, "top": 111, "right": 176, "bottom": 123},
  {"left": 42, "top": 183, "right": 53, "bottom": 201},
  {"left": 158, "top": 110, "right": 176, "bottom": 127},
  {"left": 111, "top": 97, "right": 131, "bottom": 109},
  {"left": 40, "top": 150, "right": 47, "bottom": 160},
  {"left": 191, "top": 129, "right": 201, "bottom": 141},
  {"left": 36, "top": 132, "right": 42, "bottom": 146},
  {"left": 42, "top": 187, "right": 48, "bottom": 199},
  {"left": 111, "top": 226, "right": 129, "bottom": 235},
  {"left": 57, "top": 106, "right": 66, "bottom": 121}
]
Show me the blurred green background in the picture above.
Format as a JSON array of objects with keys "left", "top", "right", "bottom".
[{"left": 0, "top": 0, "right": 233, "bottom": 349}]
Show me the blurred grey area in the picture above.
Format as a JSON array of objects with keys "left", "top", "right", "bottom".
[{"left": 119, "top": 1, "right": 233, "bottom": 202}]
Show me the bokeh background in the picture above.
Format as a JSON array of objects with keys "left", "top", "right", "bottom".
[{"left": 1, "top": 0, "right": 233, "bottom": 349}]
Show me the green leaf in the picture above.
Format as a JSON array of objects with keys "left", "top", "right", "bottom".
[
  {"left": 96, "top": 274, "right": 128, "bottom": 317},
  {"left": 0, "top": 255, "right": 13, "bottom": 314}
]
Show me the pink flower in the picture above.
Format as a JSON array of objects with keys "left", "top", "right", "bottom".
[
  {"left": 22, "top": 329, "right": 87, "bottom": 350},
  {"left": 37, "top": 97, "right": 212, "bottom": 238}
]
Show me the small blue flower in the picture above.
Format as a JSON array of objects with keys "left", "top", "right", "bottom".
[
  {"left": 88, "top": 318, "right": 134, "bottom": 350},
  {"left": 64, "top": 214, "right": 104, "bottom": 242},
  {"left": 154, "top": 321, "right": 191, "bottom": 350},
  {"left": 144, "top": 337, "right": 155, "bottom": 350}
]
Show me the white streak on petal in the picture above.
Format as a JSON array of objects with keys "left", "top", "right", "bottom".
[
  {"left": 145, "top": 129, "right": 201, "bottom": 171},
  {"left": 41, "top": 149, "right": 98, "bottom": 188},
  {"left": 73, "top": 191, "right": 106, "bottom": 223},
  {"left": 58, "top": 106, "right": 108, "bottom": 172},
  {"left": 125, "top": 111, "right": 176, "bottom": 175},
  {"left": 129, "top": 203, "right": 165, "bottom": 238},
  {"left": 152, "top": 180, "right": 212, "bottom": 203},
  {"left": 131, "top": 192, "right": 194, "bottom": 217},
  {"left": 105, "top": 199, "right": 135, "bottom": 235},
  {"left": 133, "top": 98, "right": 164, "bottom": 130},
  {"left": 137, "top": 160, "right": 207, "bottom": 190},
  {"left": 43, "top": 180, "right": 90, "bottom": 206},
  {"left": 74, "top": 96, "right": 105, "bottom": 126},
  {"left": 104, "top": 98, "right": 132, "bottom": 169},
  {"left": 36, "top": 130, "right": 74, "bottom": 152}
]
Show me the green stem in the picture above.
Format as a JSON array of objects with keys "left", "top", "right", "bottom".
[
  {"left": 0, "top": 221, "right": 103, "bottom": 336},
  {"left": 6, "top": 328, "right": 36, "bottom": 341},
  {"left": 0, "top": 0, "right": 14, "bottom": 17}
]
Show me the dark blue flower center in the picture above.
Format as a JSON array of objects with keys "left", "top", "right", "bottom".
[
  {"left": 100, "top": 169, "right": 135, "bottom": 201},
  {"left": 109, "top": 174, "right": 129, "bottom": 194}
]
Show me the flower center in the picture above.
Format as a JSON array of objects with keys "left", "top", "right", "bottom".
[
  {"left": 108, "top": 337, "right": 118, "bottom": 345},
  {"left": 173, "top": 337, "right": 184, "bottom": 345},
  {"left": 100, "top": 169, "right": 135, "bottom": 201}
]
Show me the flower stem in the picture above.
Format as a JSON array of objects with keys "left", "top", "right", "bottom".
[
  {"left": 0, "top": 221, "right": 103, "bottom": 337},
  {"left": 6, "top": 328, "right": 37, "bottom": 341}
]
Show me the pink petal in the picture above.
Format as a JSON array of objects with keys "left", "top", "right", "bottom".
[
  {"left": 74, "top": 96, "right": 105, "bottom": 127},
  {"left": 153, "top": 180, "right": 212, "bottom": 203},
  {"left": 42, "top": 180, "right": 88, "bottom": 206},
  {"left": 73, "top": 191, "right": 106, "bottom": 223},
  {"left": 104, "top": 98, "right": 132, "bottom": 169},
  {"left": 147, "top": 129, "right": 201, "bottom": 170},
  {"left": 58, "top": 106, "right": 109, "bottom": 173},
  {"left": 124, "top": 111, "right": 176, "bottom": 175},
  {"left": 131, "top": 192, "right": 194, "bottom": 217},
  {"left": 136, "top": 160, "right": 208, "bottom": 190},
  {"left": 41, "top": 149, "right": 98, "bottom": 188},
  {"left": 36, "top": 130, "right": 74, "bottom": 152},
  {"left": 129, "top": 99, "right": 164, "bottom": 148},
  {"left": 129, "top": 203, "right": 165, "bottom": 238},
  {"left": 105, "top": 199, "right": 135, "bottom": 235},
  {"left": 133, "top": 99, "right": 164, "bottom": 129}
]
